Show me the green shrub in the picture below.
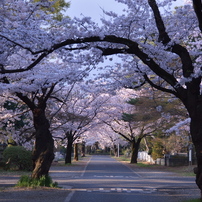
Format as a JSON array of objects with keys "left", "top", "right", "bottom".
[
  {"left": 151, "top": 141, "right": 164, "bottom": 160},
  {"left": 0, "top": 161, "right": 5, "bottom": 168},
  {"left": 16, "top": 175, "right": 58, "bottom": 188},
  {"left": 3, "top": 146, "right": 32, "bottom": 171}
]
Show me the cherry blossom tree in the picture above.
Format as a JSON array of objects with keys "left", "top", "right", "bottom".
[
  {"left": 54, "top": 0, "right": 202, "bottom": 194},
  {"left": 0, "top": 0, "right": 94, "bottom": 178},
  {"left": 49, "top": 84, "right": 110, "bottom": 164},
  {"left": 129, "top": 88, "right": 190, "bottom": 157},
  {"left": 2, "top": 0, "right": 202, "bottom": 194},
  {"left": 86, "top": 124, "right": 127, "bottom": 156},
  {"left": 100, "top": 88, "right": 167, "bottom": 163}
]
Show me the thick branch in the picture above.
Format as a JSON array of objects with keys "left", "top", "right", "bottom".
[
  {"left": 103, "top": 121, "right": 132, "bottom": 142},
  {"left": 148, "top": 0, "right": 194, "bottom": 79},
  {"left": 143, "top": 74, "right": 179, "bottom": 97},
  {"left": 148, "top": 0, "right": 170, "bottom": 44},
  {"left": 124, "top": 80, "right": 146, "bottom": 89},
  {"left": 127, "top": 44, "right": 180, "bottom": 89},
  {"left": 1, "top": 52, "right": 49, "bottom": 74},
  {"left": 0, "top": 35, "right": 129, "bottom": 74},
  {"left": 96, "top": 46, "right": 126, "bottom": 55},
  {"left": 193, "top": 0, "right": 202, "bottom": 32},
  {"left": 44, "top": 83, "right": 56, "bottom": 103},
  {"left": 16, "top": 93, "right": 36, "bottom": 110},
  {"left": 96, "top": 37, "right": 180, "bottom": 92}
]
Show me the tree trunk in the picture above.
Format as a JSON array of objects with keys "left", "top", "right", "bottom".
[
  {"left": 87, "top": 146, "right": 92, "bottom": 154},
  {"left": 81, "top": 142, "right": 85, "bottom": 157},
  {"left": 65, "top": 134, "right": 73, "bottom": 164},
  {"left": 31, "top": 108, "right": 54, "bottom": 179},
  {"left": 189, "top": 105, "right": 202, "bottom": 197},
  {"left": 74, "top": 143, "right": 78, "bottom": 161},
  {"left": 113, "top": 144, "right": 118, "bottom": 157},
  {"left": 130, "top": 138, "right": 142, "bottom": 164}
]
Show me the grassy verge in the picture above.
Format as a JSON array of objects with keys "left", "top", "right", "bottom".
[
  {"left": 16, "top": 175, "right": 58, "bottom": 188},
  {"left": 114, "top": 155, "right": 196, "bottom": 177},
  {"left": 182, "top": 199, "right": 201, "bottom": 202}
]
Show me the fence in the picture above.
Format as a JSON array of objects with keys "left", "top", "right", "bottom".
[
  {"left": 138, "top": 151, "right": 196, "bottom": 166},
  {"left": 138, "top": 151, "right": 155, "bottom": 164}
]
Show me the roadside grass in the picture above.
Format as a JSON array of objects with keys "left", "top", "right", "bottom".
[
  {"left": 114, "top": 155, "right": 196, "bottom": 177},
  {"left": 115, "top": 156, "right": 130, "bottom": 162},
  {"left": 182, "top": 199, "right": 201, "bottom": 202},
  {"left": 16, "top": 175, "right": 58, "bottom": 188}
]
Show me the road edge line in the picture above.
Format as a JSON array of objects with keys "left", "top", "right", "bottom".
[
  {"left": 114, "top": 157, "right": 143, "bottom": 178},
  {"left": 81, "top": 156, "right": 92, "bottom": 177},
  {"left": 64, "top": 190, "right": 75, "bottom": 202}
]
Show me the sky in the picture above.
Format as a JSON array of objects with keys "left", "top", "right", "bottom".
[
  {"left": 66, "top": 0, "right": 187, "bottom": 76},
  {"left": 67, "top": 0, "right": 186, "bottom": 22},
  {"left": 67, "top": 0, "right": 126, "bottom": 22}
]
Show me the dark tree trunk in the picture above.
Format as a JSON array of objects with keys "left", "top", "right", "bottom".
[
  {"left": 65, "top": 134, "right": 73, "bottom": 164},
  {"left": 113, "top": 144, "right": 118, "bottom": 157},
  {"left": 87, "top": 146, "right": 92, "bottom": 154},
  {"left": 130, "top": 138, "right": 142, "bottom": 164},
  {"left": 81, "top": 142, "right": 85, "bottom": 157},
  {"left": 31, "top": 108, "right": 54, "bottom": 179},
  {"left": 188, "top": 102, "right": 202, "bottom": 196},
  {"left": 74, "top": 143, "right": 78, "bottom": 161},
  {"left": 176, "top": 80, "right": 202, "bottom": 197},
  {"left": 16, "top": 85, "right": 56, "bottom": 180}
]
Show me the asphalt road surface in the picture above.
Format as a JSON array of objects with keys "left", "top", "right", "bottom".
[{"left": 54, "top": 155, "right": 198, "bottom": 202}]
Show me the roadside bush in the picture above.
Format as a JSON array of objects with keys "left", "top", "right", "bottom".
[
  {"left": 151, "top": 141, "right": 164, "bottom": 160},
  {"left": 0, "top": 161, "right": 5, "bottom": 168},
  {"left": 3, "top": 146, "right": 32, "bottom": 171},
  {"left": 16, "top": 175, "right": 58, "bottom": 188},
  {"left": 123, "top": 148, "right": 131, "bottom": 157}
]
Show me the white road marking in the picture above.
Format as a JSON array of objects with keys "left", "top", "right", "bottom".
[
  {"left": 81, "top": 156, "right": 92, "bottom": 177},
  {"left": 93, "top": 175, "right": 139, "bottom": 178},
  {"left": 64, "top": 191, "right": 75, "bottom": 202},
  {"left": 113, "top": 158, "right": 143, "bottom": 178},
  {"left": 66, "top": 187, "right": 156, "bottom": 193}
]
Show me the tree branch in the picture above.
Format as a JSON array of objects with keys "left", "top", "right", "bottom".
[
  {"left": 16, "top": 93, "right": 36, "bottom": 110},
  {"left": 193, "top": 0, "right": 202, "bottom": 32},
  {"left": 148, "top": 0, "right": 170, "bottom": 44},
  {"left": 103, "top": 121, "right": 132, "bottom": 142},
  {"left": 143, "top": 74, "right": 179, "bottom": 96},
  {"left": 148, "top": 0, "right": 194, "bottom": 79},
  {"left": 44, "top": 83, "right": 56, "bottom": 103}
]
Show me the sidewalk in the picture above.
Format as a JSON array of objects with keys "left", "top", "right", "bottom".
[
  {"left": 49, "top": 156, "right": 91, "bottom": 188},
  {"left": 0, "top": 156, "right": 91, "bottom": 202}
]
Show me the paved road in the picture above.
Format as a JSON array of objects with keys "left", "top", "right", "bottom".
[
  {"left": 0, "top": 155, "right": 199, "bottom": 201},
  {"left": 52, "top": 155, "right": 199, "bottom": 202}
]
